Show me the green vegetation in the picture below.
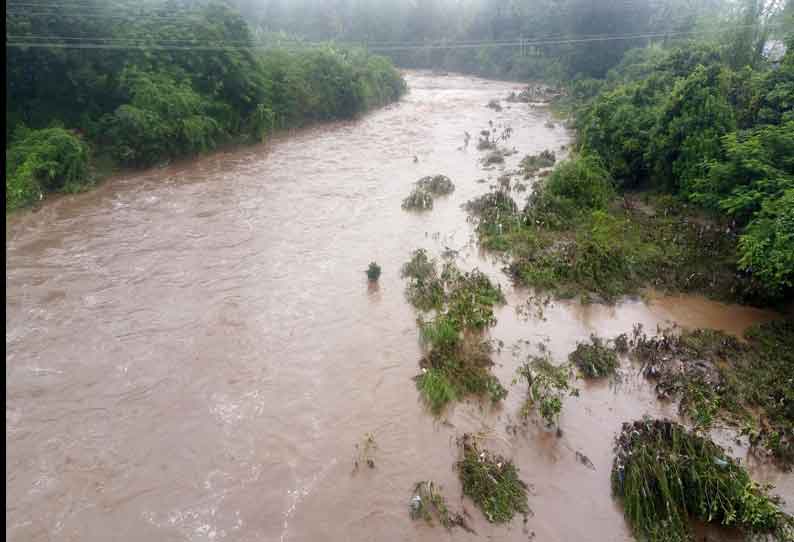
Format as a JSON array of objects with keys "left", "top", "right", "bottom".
[
  {"left": 410, "top": 480, "right": 474, "bottom": 531},
  {"left": 572, "top": 30, "right": 794, "bottom": 302},
  {"left": 416, "top": 175, "right": 455, "bottom": 195},
  {"left": 516, "top": 353, "right": 578, "bottom": 428},
  {"left": 612, "top": 419, "right": 793, "bottom": 542},
  {"left": 625, "top": 320, "right": 794, "bottom": 469},
  {"left": 6, "top": 127, "right": 90, "bottom": 211},
  {"left": 467, "top": 154, "right": 769, "bottom": 304},
  {"left": 402, "top": 188, "right": 434, "bottom": 211},
  {"left": 402, "top": 175, "right": 455, "bottom": 211},
  {"left": 569, "top": 335, "right": 620, "bottom": 378},
  {"left": 366, "top": 262, "right": 382, "bottom": 281},
  {"left": 456, "top": 433, "right": 529, "bottom": 524},
  {"left": 518, "top": 150, "right": 556, "bottom": 178},
  {"left": 6, "top": 0, "right": 406, "bottom": 212},
  {"left": 401, "top": 249, "right": 507, "bottom": 413}
]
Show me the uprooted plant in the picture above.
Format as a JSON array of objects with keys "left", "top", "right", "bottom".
[
  {"left": 624, "top": 320, "right": 794, "bottom": 469},
  {"left": 516, "top": 353, "right": 578, "bottom": 429},
  {"left": 477, "top": 125, "right": 513, "bottom": 151},
  {"left": 612, "top": 419, "right": 793, "bottom": 542},
  {"left": 410, "top": 480, "right": 475, "bottom": 532},
  {"left": 352, "top": 432, "right": 378, "bottom": 472},
  {"left": 456, "top": 433, "right": 530, "bottom": 524}
]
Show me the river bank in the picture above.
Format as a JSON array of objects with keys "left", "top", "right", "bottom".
[{"left": 6, "top": 71, "right": 792, "bottom": 542}]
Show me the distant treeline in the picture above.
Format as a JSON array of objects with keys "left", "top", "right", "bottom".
[
  {"left": 6, "top": 1, "right": 406, "bottom": 212},
  {"left": 234, "top": 0, "right": 791, "bottom": 80}
]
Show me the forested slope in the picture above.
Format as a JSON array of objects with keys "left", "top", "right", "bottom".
[{"left": 6, "top": 0, "right": 406, "bottom": 212}]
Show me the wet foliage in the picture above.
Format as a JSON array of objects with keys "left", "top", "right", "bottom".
[
  {"left": 624, "top": 320, "right": 794, "bottom": 469},
  {"left": 401, "top": 187, "right": 434, "bottom": 211},
  {"left": 569, "top": 334, "right": 619, "bottom": 378},
  {"left": 6, "top": 0, "right": 407, "bottom": 212},
  {"left": 410, "top": 480, "right": 474, "bottom": 532},
  {"left": 575, "top": 35, "right": 794, "bottom": 301},
  {"left": 518, "top": 150, "right": 556, "bottom": 178},
  {"left": 416, "top": 337, "right": 507, "bottom": 413},
  {"left": 416, "top": 174, "right": 455, "bottom": 196},
  {"left": 612, "top": 419, "right": 794, "bottom": 542},
  {"left": 456, "top": 434, "right": 530, "bottom": 524},
  {"left": 467, "top": 158, "right": 764, "bottom": 304},
  {"left": 6, "top": 127, "right": 90, "bottom": 211},
  {"left": 401, "top": 249, "right": 445, "bottom": 311},
  {"left": 366, "top": 262, "right": 382, "bottom": 281},
  {"left": 402, "top": 174, "right": 454, "bottom": 211},
  {"left": 402, "top": 250, "right": 508, "bottom": 413},
  {"left": 516, "top": 353, "right": 578, "bottom": 428}
]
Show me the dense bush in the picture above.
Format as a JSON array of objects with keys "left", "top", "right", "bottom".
[
  {"left": 6, "top": 127, "right": 89, "bottom": 210},
  {"left": 5, "top": 1, "right": 407, "bottom": 212},
  {"left": 525, "top": 154, "right": 616, "bottom": 228},
  {"left": 573, "top": 32, "right": 794, "bottom": 300}
]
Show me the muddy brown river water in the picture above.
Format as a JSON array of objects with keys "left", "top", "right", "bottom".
[{"left": 6, "top": 72, "right": 792, "bottom": 542}]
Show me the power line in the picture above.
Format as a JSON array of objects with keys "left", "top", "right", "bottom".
[{"left": 6, "top": 24, "right": 778, "bottom": 51}]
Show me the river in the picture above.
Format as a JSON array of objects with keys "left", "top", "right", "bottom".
[{"left": 6, "top": 71, "right": 792, "bottom": 542}]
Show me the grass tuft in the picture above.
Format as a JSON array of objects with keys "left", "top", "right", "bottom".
[
  {"left": 456, "top": 434, "right": 530, "bottom": 523},
  {"left": 612, "top": 419, "right": 793, "bottom": 542},
  {"left": 569, "top": 334, "right": 619, "bottom": 378}
]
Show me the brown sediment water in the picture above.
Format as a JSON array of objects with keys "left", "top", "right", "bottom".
[{"left": 6, "top": 71, "right": 791, "bottom": 542}]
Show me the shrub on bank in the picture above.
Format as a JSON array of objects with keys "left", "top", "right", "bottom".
[{"left": 6, "top": 127, "right": 89, "bottom": 211}]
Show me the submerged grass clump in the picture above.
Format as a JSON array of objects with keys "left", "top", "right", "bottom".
[
  {"left": 456, "top": 434, "right": 529, "bottom": 523},
  {"left": 569, "top": 334, "right": 619, "bottom": 378},
  {"left": 416, "top": 336, "right": 506, "bottom": 413},
  {"left": 625, "top": 320, "right": 794, "bottom": 468},
  {"left": 402, "top": 187, "right": 434, "bottom": 211},
  {"left": 366, "top": 262, "right": 382, "bottom": 281},
  {"left": 519, "top": 150, "right": 556, "bottom": 178},
  {"left": 410, "top": 480, "right": 474, "bottom": 531},
  {"left": 401, "top": 249, "right": 445, "bottom": 310},
  {"left": 416, "top": 174, "right": 455, "bottom": 196},
  {"left": 612, "top": 419, "right": 793, "bottom": 542},
  {"left": 516, "top": 354, "right": 578, "bottom": 428},
  {"left": 402, "top": 249, "right": 507, "bottom": 413}
]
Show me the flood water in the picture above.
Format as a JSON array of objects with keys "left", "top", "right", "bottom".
[{"left": 6, "top": 72, "right": 792, "bottom": 542}]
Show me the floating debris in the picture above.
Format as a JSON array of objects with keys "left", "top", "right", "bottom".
[
  {"left": 456, "top": 433, "right": 530, "bottom": 524},
  {"left": 410, "top": 480, "right": 475, "bottom": 532},
  {"left": 352, "top": 432, "right": 378, "bottom": 472},
  {"left": 487, "top": 99, "right": 503, "bottom": 112},
  {"left": 516, "top": 353, "right": 578, "bottom": 429},
  {"left": 575, "top": 451, "right": 596, "bottom": 470}
]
